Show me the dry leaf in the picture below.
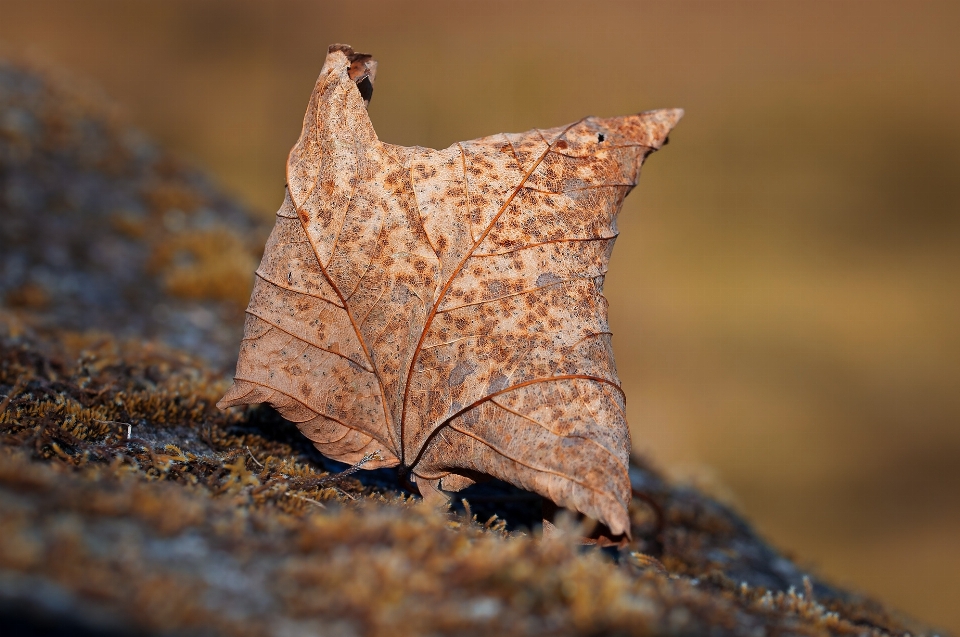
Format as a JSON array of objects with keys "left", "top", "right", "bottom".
[{"left": 218, "top": 44, "right": 681, "bottom": 535}]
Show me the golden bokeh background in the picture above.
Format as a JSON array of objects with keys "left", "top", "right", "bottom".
[{"left": 2, "top": 1, "right": 958, "bottom": 631}]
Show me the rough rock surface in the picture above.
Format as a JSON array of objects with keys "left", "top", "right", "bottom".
[
  {"left": 0, "top": 60, "right": 939, "bottom": 637},
  {"left": 0, "top": 60, "right": 267, "bottom": 369}
]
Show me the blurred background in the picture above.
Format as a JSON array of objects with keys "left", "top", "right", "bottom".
[{"left": 1, "top": 0, "right": 957, "bottom": 631}]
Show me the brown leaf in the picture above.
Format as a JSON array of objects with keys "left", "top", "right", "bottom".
[{"left": 218, "top": 44, "right": 681, "bottom": 535}]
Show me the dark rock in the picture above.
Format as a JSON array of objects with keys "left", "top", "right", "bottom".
[{"left": 0, "top": 59, "right": 270, "bottom": 369}]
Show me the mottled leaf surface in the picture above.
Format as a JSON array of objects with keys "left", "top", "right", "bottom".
[{"left": 219, "top": 45, "right": 681, "bottom": 534}]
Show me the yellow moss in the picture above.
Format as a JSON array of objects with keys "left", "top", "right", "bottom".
[
  {"left": 109, "top": 210, "right": 148, "bottom": 239},
  {"left": 0, "top": 319, "right": 938, "bottom": 636},
  {"left": 141, "top": 181, "right": 204, "bottom": 215},
  {"left": 144, "top": 226, "right": 257, "bottom": 309},
  {"left": 3, "top": 282, "right": 50, "bottom": 310}
]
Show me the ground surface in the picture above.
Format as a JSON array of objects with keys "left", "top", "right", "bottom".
[{"left": 0, "top": 60, "right": 941, "bottom": 637}]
